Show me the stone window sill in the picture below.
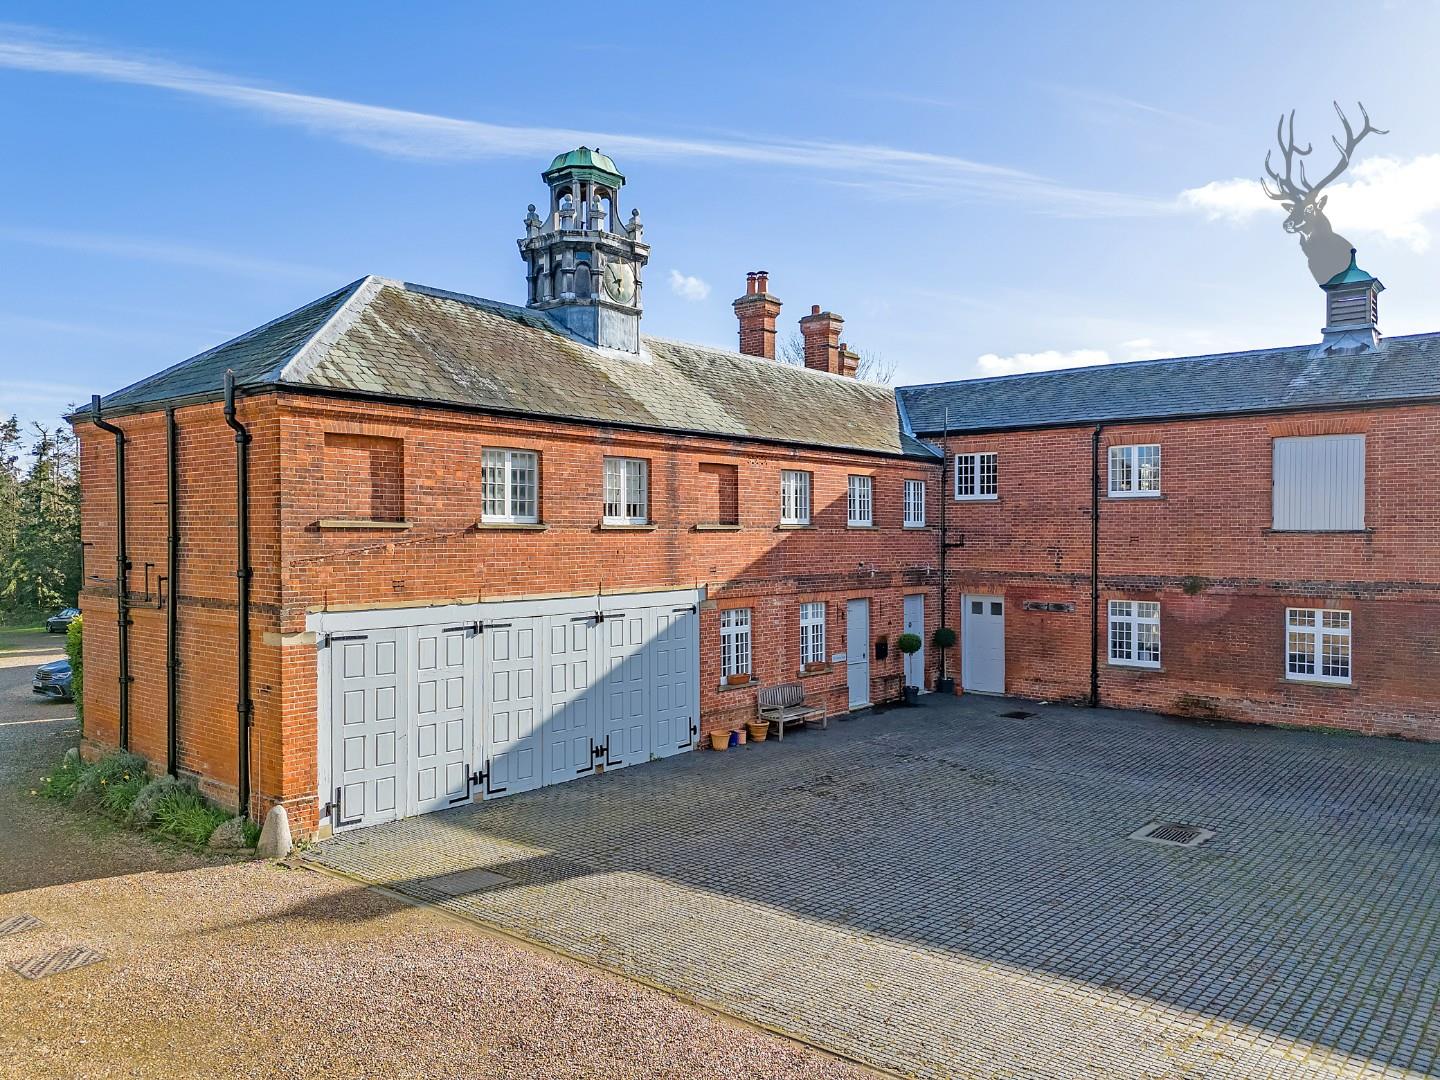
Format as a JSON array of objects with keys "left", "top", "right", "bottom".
[
  {"left": 798, "top": 666, "right": 833, "bottom": 678},
  {"left": 776, "top": 523, "right": 815, "bottom": 531},
  {"left": 1282, "top": 676, "right": 1357, "bottom": 690},
  {"left": 717, "top": 678, "right": 757, "bottom": 692},
  {"left": 694, "top": 523, "right": 741, "bottom": 532},
  {"left": 317, "top": 519, "right": 412, "bottom": 530},
  {"left": 954, "top": 496, "right": 1000, "bottom": 503},
  {"left": 598, "top": 522, "right": 656, "bottom": 531},
  {"left": 1264, "top": 528, "right": 1374, "bottom": 536},
  {"left": 475, "top": 521, "right": 549, "bottom": 531},
  {"left": 846, "top": 523, "right": 877, "bottom": 530},
  {"left": 1108, "top": 662, "right": 1165, "bottom": 674},
  {"left": 903, "top": 524, "right": 931, "bottom": 530},
  {"left": 1106, "top": 493, "right": 1167, "bottom": 502}
]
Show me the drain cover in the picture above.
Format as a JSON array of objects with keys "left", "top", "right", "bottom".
[
  {"left": 10, "top": 946, "right": 105, "bottom": 981},
  {"left": 1130, "top": 821, "right": 1214, "bottom": 848},
  {"left": 419, "top": 867, "right": 513, "bottom": 898},
  {"left": 0, "top": 914, "right": 41, "bottom": 939},
  {"left": 1000, "top": 710, "right": 1034, "bottom": 720}
]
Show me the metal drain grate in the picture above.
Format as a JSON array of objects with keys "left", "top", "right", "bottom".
[
  {"left": 999, "top": 710, "right": 1035, "bottom": 720},
  {"left": 1130, "top": 821, "right": 1214, "bottom": 848},
  {"left": 10, "top": 946, "right": 105, "bottom": 981},
  {"left": 0, "top": 914, "right": 41, "bottom": 939}
]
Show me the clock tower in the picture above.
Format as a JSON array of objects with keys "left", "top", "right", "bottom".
[{"left": 518, "top": 147, "right": 649, "bottom": 353}]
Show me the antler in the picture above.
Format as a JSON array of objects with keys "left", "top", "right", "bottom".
[
  {"left": 1300, "top": 101, "right": 1388, "bottom": 196},
  {"left": 1261, "top": 110, "right": 1312, "bottom": 204}
]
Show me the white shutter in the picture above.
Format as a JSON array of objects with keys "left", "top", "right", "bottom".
[{"left": 1272, "top": 435, "right": 1365, "bottom": 531}]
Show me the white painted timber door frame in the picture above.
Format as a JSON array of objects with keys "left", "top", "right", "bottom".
[
  {"left": 846, "top": 598, "right": 872, "bottom": 708},
  {"left": 961, "top": 593, "right": 1005, "bottom": 694},
  {"left": 903, "top": 593, "right": 925, "bottom": 690}
]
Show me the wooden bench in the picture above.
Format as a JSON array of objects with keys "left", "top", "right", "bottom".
[{"left": 757, "top": 682, "right": 827, "bottom": 741}]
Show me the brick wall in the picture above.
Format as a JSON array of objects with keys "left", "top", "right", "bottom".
[
  {"left": 939, "top": 404, "right": 1440, "bottom": 738},
  {"left": 79, "top": 389, "right": 944, "bottom": 830}
]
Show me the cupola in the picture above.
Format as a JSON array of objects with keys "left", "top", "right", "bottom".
[
  {"left": 518, "top": 147, "right": 650, "bottom": 352},
  {"left": 1315, "top": 248, "right": 1384, "bottom": 356}
]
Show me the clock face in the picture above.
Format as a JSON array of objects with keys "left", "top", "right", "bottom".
[{"left": 603, "top": 261, "right": 635, "bottom": 304}]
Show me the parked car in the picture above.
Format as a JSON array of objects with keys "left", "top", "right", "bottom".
[
  {"left": 45, "top": 607, "right": 80, "bottom": 634},
  {"left": 32, "top": 658, "right": 73, "bottom": 701}
]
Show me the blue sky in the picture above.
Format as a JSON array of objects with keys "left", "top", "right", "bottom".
[{"left": 3, "top": 2, "right": 1440, "bottom": 435}]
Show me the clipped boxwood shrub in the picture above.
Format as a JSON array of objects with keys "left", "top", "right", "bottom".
[
  {"left": 897, "top": 632, "right": 923, "bottom": 655},
  {"left": 931, "top": 626, "right": 957, "bottom": 650}
]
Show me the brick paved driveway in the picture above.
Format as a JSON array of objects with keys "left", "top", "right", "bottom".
[{"left": 306, "top": 697, "right": 1440, "bottom": 1079}]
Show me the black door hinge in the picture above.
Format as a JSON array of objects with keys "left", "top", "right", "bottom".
[
  {"left": 328, "top": 786, "right": 361, "bottom": 828},
  {"left": 576, "top": 738, "right": 596, "bottom": 775},
  {"left": 472, "top": 764, "right": 507, "bottom": 796}
]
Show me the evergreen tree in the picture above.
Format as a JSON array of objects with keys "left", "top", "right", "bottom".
[{"left": 0, "top": 420, "right": 81, "bottom": 616}]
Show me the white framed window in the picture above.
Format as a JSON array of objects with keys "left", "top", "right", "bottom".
[
  {"left": 603, "top": 456, "right": 648, "bottom": 524},
  {"left": 720, "top": 608, "right": 752, "bottom": 680},
  {"left": 1108, "top": 444, "right": 1162, "bottom": 497},
  {"left": 847, "top": 475, "right": 873, "bottom": 526},
  {"left": 780, "top": 470, "right": 811, "bottom": 525},
  {"left": 799, "top": 602, "right": 826, "bottom": 665},
  {"left": 1286, "top": 608, "right": 1352, "bottom": 684},
  {"left": 954, "top": 452, "right": 998, "bottom": 500},
  {"left": 904, "top": 479, "right": 926, "bottom": 527},
  {"left": 1108, "top": 600, "right": 1161, "bottom": 668},
  {"left": 481, "top": 448, "right": 538, "bottom": 523},
  {"left": 1273, "top": 434, "right": 1365, "bottom": 531}
]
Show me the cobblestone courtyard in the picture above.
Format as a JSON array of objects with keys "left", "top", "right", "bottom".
[{"left": 307, "top": 697, "right": 1440, "bottom": 1079}]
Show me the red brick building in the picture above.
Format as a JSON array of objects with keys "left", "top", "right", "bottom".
[
  {"left": 76, "top": 149, "right": 943, "bottom": 835},
  {"left": 75, "top": 151, "right": 1438, "bottom": 837},
  {"left": 897, "top": 253, "right": 1439, "bottom": 740}
]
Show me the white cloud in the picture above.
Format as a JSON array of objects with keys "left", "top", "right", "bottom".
[
  {"left": 1178, "top": 154, "right": 1440, "bottom": 252},
  {"left": 0, "top": 223, "right": 337, "bottom": 280},
  {"left": 1120, "top": 337, "right": 1165, "bottom": 360},
  {"left": 975, "top": 348, "right": 1114, "bottom": 377},
  {"left": 662, "top": 269, "right": 708, "bottom": 300},
  {"left": 667, "top": 270, "right": 710, "bottom": 302},
  {"left": 0, "top": 25, "right": 1169, "bottom": 217}
]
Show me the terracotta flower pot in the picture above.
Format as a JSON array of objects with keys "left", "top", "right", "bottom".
[
  {"left": 708, "top": 731, "right": 729, "bottom": 751},
  {"left": 726, "top": 673, "right": 751, "bottom": 686},
  {"left": 746, "top": 721, "right": 769, "bottom": 743},
  {"left": 804, "top": 661, "right": 827, "bottom": 672}
]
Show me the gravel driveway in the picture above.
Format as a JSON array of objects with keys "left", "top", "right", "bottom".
[{"left": 0, "top": 629, "right": 863, "bottom": 1080}]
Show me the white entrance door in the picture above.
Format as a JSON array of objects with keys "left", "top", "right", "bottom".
[
  {"left": 600, "top": 609, "right": 651, "bottom": 768},
  {"left": 961, "top": 595, "right": 1005, "bottom": 694},
  {"left": 329, "top": 628, "right": 407, "bottom": 831},
  {"left": 482, "top": 618, "right": 542, "bottom": 797},
  {"left": 410, "top": 624, "right": 474, "bottom": 814},
  {"left": 650, "top": 605, "right": 698, "bottom": 757},
  {"left": 846, "top": 599, "right": 871, "bottom": 708},
  {"left": 542, "top": 613, "right": 598, "bottom": 785},
  {"left": 903, "top": 594, "right": 925, "bottom": 690}
]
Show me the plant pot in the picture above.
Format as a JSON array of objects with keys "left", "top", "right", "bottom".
[
  {"left": 804, "top": 661, "right": 827, "bottom": 672},
  {"left": 726, "top": 673, "right": 751, "bottom": 686},
  {"left": 935, "top": 677, "right": 955, "bottom": 695},
  {"left": 708, "top": 731, "right": 729, "bottom": 751},
  {"left": 735, "top": 727, "right": 746, "bottom": 745},
  {"left": 903, "top": 684, "right": 919, "bottom": 705},
  {"left": 746, "top": 721, "right": 769, "bottom": 743}
]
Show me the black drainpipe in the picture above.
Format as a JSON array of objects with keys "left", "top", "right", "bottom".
[
  {"left": 223, "top": 372, "right": 253, "bottom": 818},
  {"left": 1089, "top": 424, "right": 1103, "bottom": 707},
  {"left": 164, "top": 406, "right": 180, "bottom": 776},
  {"left": 937, "top": 407, "right": 950, "bottom": 687},
  {"left": 90, "top": 395, "right": 131, "bottom": 749}
]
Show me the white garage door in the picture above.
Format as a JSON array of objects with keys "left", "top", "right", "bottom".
[{"left": 321, "top": 591, "right": 699, "bottom": 832}]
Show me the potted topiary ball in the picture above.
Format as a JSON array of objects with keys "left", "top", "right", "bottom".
[
  {"left": 897, "top": 632, "right": 924, "bottom": 704},
  {"left": 931, "top": 626, "right": 957, "bottom": 694}
]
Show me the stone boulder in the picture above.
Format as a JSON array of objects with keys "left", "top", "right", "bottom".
[
  {"left": 208, "top": 815, "right": 253, "bottom": 850},
  {"left": 256, "top": 805, "right": 293, "bottom": 859}
]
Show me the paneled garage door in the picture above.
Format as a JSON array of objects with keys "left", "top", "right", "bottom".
[{"left": 320, "top": 591, "right": 699, "bottom": 831}]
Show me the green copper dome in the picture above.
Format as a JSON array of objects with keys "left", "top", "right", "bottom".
[
  {"left": 1324, "top": 248, "right": 1377, "bottom": 287},
  {"left": 542, "top": 146, "right": 625, "bottom": 185}
]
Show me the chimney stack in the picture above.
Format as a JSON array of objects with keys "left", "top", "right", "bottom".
[
  {"left": 733, "top": 270, "right": 782, "bottom": 360},
  {"left": 799, "top": 304, "right": 848, "bottom": 376}
]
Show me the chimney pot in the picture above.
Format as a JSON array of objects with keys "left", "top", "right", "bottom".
[
  {"left": 733, "top": 273, "right": 783, "bottom": 360},
  {"left": 810, "top": 304, "right": 821, "bottom": 315}
]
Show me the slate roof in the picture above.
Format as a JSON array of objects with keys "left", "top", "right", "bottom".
[
  {"left": 896, "top": 333, "right": 1440, "bottom": 435},
  {"left": 95, "top": 277, "right": 930, "bottom": 458}
]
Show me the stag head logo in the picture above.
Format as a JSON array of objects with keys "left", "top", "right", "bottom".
[{"left": 1261, "top": 102, "right": 1386, "bottom": 285}]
